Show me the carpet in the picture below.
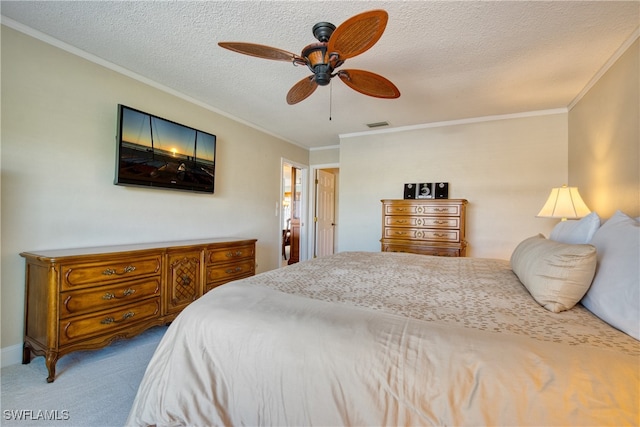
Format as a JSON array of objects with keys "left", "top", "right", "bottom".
[{"left": 1, "top": 325, "right": 167, "bottom": 427}]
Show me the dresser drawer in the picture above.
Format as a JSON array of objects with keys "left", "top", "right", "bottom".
[
  {"left": 205, "top": 260, "right": 255, "bottom": 284},
  {"left": 60, "top": 278, "right": 161, "bottom": 318},
  {"left": 384, "top": 204, "right": 461, "bottom": 216},
  {"left": 61, "top": 255, "right": 162, "bottom": 290},
  {"left": 417, "top": 204, "right": 461, "bottom": 216},
  {"left": 59, "top": 298, "right": 160, "bottom": 345},
  {"left": 205, "top": 245, "right": 255, "bottom": 264},
  {"left": 423, "top": 247, "right": 462, "bottom": 257},
  {"left": 382, "top": 243, "right": 462, "bottom": 257},
  {"left": 384, "top": 216, "right": 459, "bottom": 228},
  {"left": 384, "top": 228, "right": 460, "bottom": 242}
]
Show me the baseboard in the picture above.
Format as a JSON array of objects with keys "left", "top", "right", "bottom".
[{"left": 1, "top": 343, "right": 24, "bottom": 368}]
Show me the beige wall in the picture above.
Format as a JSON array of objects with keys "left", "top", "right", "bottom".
[
  {"left": 338, "top": 113, "right": 569, "bottom": 259},
  {"left": 1, "top": 27, "right": 308, "bottom": 353},
  {"left": 569, "top": 38, "right": 639, "bottom": 218},
  {"left": 309, "top": 146, "right": 340, "bottom": 165}
]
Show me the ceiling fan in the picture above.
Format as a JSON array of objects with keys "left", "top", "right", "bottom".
[{"left": 218, "top": 9, "right": 400, "bottom": 105}]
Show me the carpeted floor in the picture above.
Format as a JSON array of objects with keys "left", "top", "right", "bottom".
[{"left": 1, "top": 325, "right": 167, "bottom": 427}]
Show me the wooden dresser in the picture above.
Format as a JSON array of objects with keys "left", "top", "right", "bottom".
[
  {"left": 20, "top": 237, "right": 256, "bottom": 382},
  {"left": 381, "top": 199, "right": 467, "bottom": 257}
]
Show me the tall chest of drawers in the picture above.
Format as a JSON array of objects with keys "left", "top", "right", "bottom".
[
  {"left": 21, "top": 237, "right": 256, "bottom": 382},
  {"left": 381, "top": 199, "right": 468, "bottom": 257}
]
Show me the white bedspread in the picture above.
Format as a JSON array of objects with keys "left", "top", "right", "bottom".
[{"left": 127, "top": 252, "right": 639, "bottom": 426}]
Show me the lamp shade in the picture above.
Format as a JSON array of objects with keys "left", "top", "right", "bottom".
[{"left": 536, "top": 185, "right": 591, "bottom": 220}]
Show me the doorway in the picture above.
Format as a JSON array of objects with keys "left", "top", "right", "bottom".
[
  {"left": 311, "top": 165, "right": 339, "bottom": 258},
  {"left": 281, "top": 160, "right": 308, "bottom": 267}
]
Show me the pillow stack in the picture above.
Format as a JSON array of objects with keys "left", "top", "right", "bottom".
[{"left": 511, "top": 209, "right": 640, "bottom": 342}]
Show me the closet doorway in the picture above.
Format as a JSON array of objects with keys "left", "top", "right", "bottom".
[{"left": 281, "top": 160, "right": 307, "bottom": 267}]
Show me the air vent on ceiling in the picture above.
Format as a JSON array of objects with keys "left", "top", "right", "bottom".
[{"left": 366, "top": 121, "right": 390, "bottom": 128}]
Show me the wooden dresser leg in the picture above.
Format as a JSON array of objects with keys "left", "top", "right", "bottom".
[
  {"left": 22, "top": 343, "right": 31, "bottom": 364},
  {"left": 45, "top": 352, "right": 58, "bottom": 383}
]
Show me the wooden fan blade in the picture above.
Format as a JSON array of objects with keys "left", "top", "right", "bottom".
[
  {"left": 327, "top": 10, "right": 388, "bottom": 60},
  {"left": 338, "top": 69, "right": 400, "bottom": 99},
  {"left": 218, "top": 42, "right": 303, "bottom": 62},
  {"left": 287, "top": 76, "right": 318, "bottom": 105}
]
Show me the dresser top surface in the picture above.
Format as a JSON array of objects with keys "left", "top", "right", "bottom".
[
  {"left": 381, "top": 199, "right": 467, "bottom": 204},
  {"left": 20, "top": 237, "right": 257, "bottom": 260}
]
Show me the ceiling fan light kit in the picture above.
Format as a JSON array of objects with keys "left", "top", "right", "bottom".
[
  {"left": 218, "top": 10, "right": 400, "bottom": 105},
  {"left": 301, "top": 42, "right": 336, "bottom": 87}
]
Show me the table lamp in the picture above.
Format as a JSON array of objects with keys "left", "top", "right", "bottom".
[{"left": 536, "top": 185, "right": 591, "bottom": 221}]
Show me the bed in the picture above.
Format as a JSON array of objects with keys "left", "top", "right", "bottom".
[{"left": 127, "top": 211, "right": 639, "bottom": 426}]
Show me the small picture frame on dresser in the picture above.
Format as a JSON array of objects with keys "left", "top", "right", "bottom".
[
  {"left": 417, "top": 183, "right": 434, "bottom": 199},
  {"left": 435, "top": 182, "right": 449, "bottom": 199},
  {"left": 403, "top": 183, "right": 417, "bottom": 199}
]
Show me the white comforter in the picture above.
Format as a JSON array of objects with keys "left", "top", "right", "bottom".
[{"left": 127, "top": 252, "right": 639, "bottom": 426}]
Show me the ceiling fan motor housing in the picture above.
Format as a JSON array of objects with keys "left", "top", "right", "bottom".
[{"left": 314, "top": 65, "right": 332, "bottom": 86}]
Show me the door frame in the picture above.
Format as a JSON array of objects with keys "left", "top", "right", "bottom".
[
  {"left": 280, "top": 158, "right": 309, "bottom": 267},
  {"left": 309, "top": 163, "right": 339, "bottom": 258}
]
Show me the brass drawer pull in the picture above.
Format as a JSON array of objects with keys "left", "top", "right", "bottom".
[
  {"left": 434, "top": 220, "right": 447, "bottom": 225},
  {"left": 434, "top": 233, "right": 449, "bottom": 238},
  {"left": 393, "top": 207, "right": 408, "bottom": 212},
  {"left": 102, "top": 265, "right": 136, "bottom": 276},
  {"left": 225, "top": 267, "right": 243, "bottom": 274},
  {"left": 225, "top": 251, "right": 243, "bottom": 258},
  {"left": 101, "top": 311, "right": 135, "bottom": 325},
  {"left": 434, "top": 208, "right": 450, "bottom": 213},
  {"left": 102, "top": 288, "right": 136, "bottom": 300},
  {"left": 395, "top": 219, "right": 407, "bottom": 224},
  {"left": 394, "top": 231, "right": 406, "bottom": 236}
]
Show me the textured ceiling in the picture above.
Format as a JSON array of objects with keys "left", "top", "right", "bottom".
[{"left": 2, "top": 1, "right": 639, "bottom": 149}]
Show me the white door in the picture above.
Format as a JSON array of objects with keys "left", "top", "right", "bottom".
[{"left": 315, "top": 169, "right": 335, "bottom": 257}]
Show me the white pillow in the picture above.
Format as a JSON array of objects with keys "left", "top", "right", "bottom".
[
  {"left": 511, "top": 234, "right": 597, "bottom": 313},
  {"left": 581, "top": 211, "right": 640, "bottom": 340},
  {"left": 549, "top": 211, "right": 601, "bottom": 244}
]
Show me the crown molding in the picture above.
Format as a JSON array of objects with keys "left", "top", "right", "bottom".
[{"left": 340, "top": 108, "right": 567, "bottom": 140}]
